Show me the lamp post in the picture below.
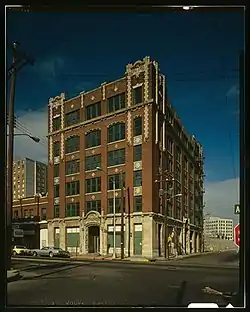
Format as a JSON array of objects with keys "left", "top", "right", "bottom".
[{"left": 7, "top": 133, "right": 40, "bottom": 143}]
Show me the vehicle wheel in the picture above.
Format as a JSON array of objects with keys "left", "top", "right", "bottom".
[
  {"left": 33, "top": 251, "right": 37, "bottom": 257},
  {"left": 13, "top": 251, "right": 17, "bottom": 256},
  {"left": 49, "top": 252, "right": 53, "bottom": 258}
]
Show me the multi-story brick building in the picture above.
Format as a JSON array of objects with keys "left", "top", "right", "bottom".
[
  {"left": 13, "top": 157, "right": 48, "bottom": 200},
  {"left": 46, "top": 56, "right": 204, "bottom": 257}
]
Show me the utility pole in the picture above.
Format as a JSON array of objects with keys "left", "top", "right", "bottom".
[
  {"left": 120, "top": 172, "right": 125, "bottom": 259},
  {"left": 6, "top": 42, "right": 34, "bottom": 270}
]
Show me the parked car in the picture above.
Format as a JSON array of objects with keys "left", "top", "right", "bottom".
[
  {"left": 30, "top": 247, "right": 70, "bottom": 258},
  {"left": 12, "top": 245, "right": 30, "bottom": 256}
]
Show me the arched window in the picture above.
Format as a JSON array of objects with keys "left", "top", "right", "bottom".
[
  {"left": 65, "top": 135, "right": 80, "bottom": 154},
  {"left": 108, "top": 122, "right": 125, "bottom": 143}
]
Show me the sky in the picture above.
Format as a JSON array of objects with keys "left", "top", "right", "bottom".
[{"left": 6, "top": 8, "right": 244, "bottom": 223}]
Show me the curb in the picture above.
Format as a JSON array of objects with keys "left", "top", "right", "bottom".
[{"left": 7, "top": 271, "right": 21, "bottom": 283}]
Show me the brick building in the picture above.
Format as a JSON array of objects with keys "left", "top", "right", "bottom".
[{"left": 46, "top": 56, "right": 204, "bottom": 258}]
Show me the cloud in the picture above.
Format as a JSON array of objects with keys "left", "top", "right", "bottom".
[
  {"left": 31, "top": 56, "right": 65, "bottom": 82},
  {"left": 204, "top": 178, "right": 239, "bottom": 224},
  {"left": 13, "top": 108, "right": 48, "bottom": 163}
]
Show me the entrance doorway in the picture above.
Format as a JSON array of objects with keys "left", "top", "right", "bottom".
[{"left": 88, "top": 226, "right": 100, "bottom": 254}]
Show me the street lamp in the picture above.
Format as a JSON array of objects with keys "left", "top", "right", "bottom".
[
  {"left": 7, "top": 133, "right": 40, "bottom": 143},
  {"left": 96, "top": 166, "right": 116, "bottom": 259}
]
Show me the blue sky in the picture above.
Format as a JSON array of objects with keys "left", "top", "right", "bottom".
[{"left": 6, "top": 10, "right": 244, "bottom": 220}]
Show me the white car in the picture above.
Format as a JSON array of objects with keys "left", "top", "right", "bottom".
[{"left": 12, "top": 245, "right": 29, "bottom": 256}]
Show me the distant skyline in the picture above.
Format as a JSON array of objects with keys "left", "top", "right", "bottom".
[{"left": 6, "top": 9, "right": 244, "bottom": 222}]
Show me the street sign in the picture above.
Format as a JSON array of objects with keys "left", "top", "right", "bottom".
[
  {"left": 234, "top": 204, "right": 240, "bottom": 215},
  {"left": 13, "top": 228, "right": 24, "bottom": 238},
  {"left": 234, "top": 224, "right": 240, "bottom": 248}
]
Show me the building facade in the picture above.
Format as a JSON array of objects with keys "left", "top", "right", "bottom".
[
  {"left": 204, "top": 216, "right": 234, "bottom": 240},
  {"left": 13, "top": 158, "right": 48, "bottom": 200},
  {"left": 12, "top": 195, "right": 48, "bottom": 248},
  {"left": 46, "top": 56, "right": 204, "bottom": 258}
]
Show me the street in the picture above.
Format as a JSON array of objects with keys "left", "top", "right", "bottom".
[{"left": 8, "top": 250, "right": 240, "bottom": 307}]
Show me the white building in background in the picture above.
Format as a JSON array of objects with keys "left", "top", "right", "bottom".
[{"left": 204, "top": 216, "right": 234, "bottom": 240}]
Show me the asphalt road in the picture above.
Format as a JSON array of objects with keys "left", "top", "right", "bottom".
[{"left": 8, "top": 251, "right": 240, "bottom": 307}]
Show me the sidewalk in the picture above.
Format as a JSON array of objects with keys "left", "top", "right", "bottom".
[{"left": 7, "top": 269, "right": 21, "bottom": 282}]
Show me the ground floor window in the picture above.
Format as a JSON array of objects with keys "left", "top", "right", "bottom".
[
  {"left": 66, "top": 227, "right": 80, "bottom": 254},
  {"left": 107, "top": 225, "right": 125, "bottom": 249},
  {"left": 54, "top": 228, "right": 60, "bottom": 248}
]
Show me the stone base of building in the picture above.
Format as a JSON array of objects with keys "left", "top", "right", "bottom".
[{"left": 46, "top": 211, "right": 203, "bottom": 258}]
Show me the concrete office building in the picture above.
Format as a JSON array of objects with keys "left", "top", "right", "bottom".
[
  {"left": 46, "top": 56, "right": 204, "bottom": 257},
  {"left": 204, "top": 216, "right": 234, "bottom": 240},
  {"left": 13, "top": 158, "right": 47, "bottom": 201}
]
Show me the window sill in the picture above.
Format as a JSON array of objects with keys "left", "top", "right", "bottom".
[
  {"left": 85, "top": 145, "right": 101, "bottom": 151},
  {"left": 65, "top": 173, "right": 80, "bottom": 177},
  {"left": 107, "top": 139, "right": 125, "bottom": 145},
  {"left": 65, "top": 194, "right": 80, "bottom": 198},
  {"left": 85, "top": 191, "right": 102, "bottom": 195},
  {"left": 65, "top": 151, "right": 80, "bottom": 156},
  {"left": 107, "top": 164, "right": 125, "bottom": 169}
]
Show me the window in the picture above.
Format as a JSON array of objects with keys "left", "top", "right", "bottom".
[
  {"left": 107, "top": 230, "right": 125, "bottom": 248},
  {"left": 107, "top": 148, "right": 125, "bottom": 167},
  {"left": 41, "top": 208, "right": 46, "bottom": 220},
  {"left": 167, "top": 158, "right": 173, "bottom": 172},
  {"left": 133, "top": 170, "right": 142, "bottom": 187},
  {"left": 65, "top": 202, "right": 80, "bottom": 217},
  {"left": 134, "top": 196, "right": 142, "bottom": 212},
  {"left": 133, "top": 116, "right": 142, "bottom": 136},
  {"left": 167, "top": 201, "right": 173, "bottom": 217},
  {"left": 108, "top": 93, "right": 125, "bottom": 113},
  {"left": 107, "top": 198, "right": 121, "bottom": 214},
  {"left": 85, "top": 154, "right": 101, "bottom": 171},
  {"left": 175, "top": 163, "right": 181, "bottom": 182},
  {"left": 167, "top": 136, "right": 173, "bottom": 154},
  {"left": 65, "top": 136, "right": 80, "bottom": 154},
  {"left": 85, "top": 177, "right": 101, "bottom": 193},
  {"left": 54, "top": 164, "right": 60, "bottom": 177},
  {"left": 54, "top": 184, "right": 60, "bottom": 198},
  {"left": 66, "top": 181, "right": 80, "bottom": 196},
  {"left": 66, "top": 159, "right": 80, "bottom": 175},
  {"left": 14, "top": 210, "right": 18, "bottom": 218},
  {"left": 176, "top": 146, "right": 181, "bottom": 162},
  {"left": 108, "top": 123, "right": 125, "bottom": 142},
  {"left": 53, "top": 141, "right": 60, "bottom": 157},
  {"left": 183, "top": 156, "right": 188, "bottom": 171},
  {"left": 86, "top": 200, "right": 101, "bottom": 213},
  {"left": 133, "top": 145, "right": 142, "bottom": 161},
  {"left": 108, "top": 173, "right": 125, "bottom": 190},
  {"left": 24, "top": 209, "right": 28, "bottom": 217},
  {"left": 175, "top": 182, "right": 181, "bottom": 200},
  {"left": 133, "top": 86, "right": 143, "bottom": 104},
  {"left": 86, "top": 130, "right": 101, "bottom": 148},
  {"left": 65, "top": 109, "right": 80, "bottom": 127},
  {"left": 85, "top": 102, "right": 101, "bottom": 120},
  {"left": 53, "top": 117, "right": 61, "bottom": 131}
]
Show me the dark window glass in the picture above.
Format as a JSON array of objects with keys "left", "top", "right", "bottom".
[
  {"left": 53, "top": 117, "right": 61, "bottom": 131},
  {"left": 108, "top": 93, "right": 125, "bottom": 113},
  {"left": 65, "top": 136, "right": 80, "bottom": 154},
  {"left": 86, "top": 130, "right": 101, "bottom": 148},
  {"left": 41, "top": 208, "right": 46, "bottom": 220},
  {"left": 107, "top": 148, "right": 125, "bottom": 167},
  {"left": 54, "top": 184, "right": 60, "bottom": 198},
  {"left": 108, "top": 123, "right": 125, "bottom": 143},
  {"left": 133, "top": 116, "right": 142, "bottom": 136},
  {"left": 108, "top": 173, "right": 125, "bottom": 190},
  {"left": 53, "top": 141, "right": 60, "bottom": 157},
  {"left": 85, "top": 177, "right": 101, "bottom": 193},
  {"left": 85, "top": 102, "right": 101, "bottom": 120},
  {"left": 133, "top": 145, "right": 142, "bottom": 161},
  {"left": 66, "top": 159, "right": 80, "bottom": 175},
  {"left": 66, "top": 181, "right": 80, "bottom": 196},
  {"left": 54, "top": 164, "right": 60, "bottom": 177},
  {"left": 134, "top": 196, "right": 142, "bottom": 212},
  {"left": 133, "top": 170, "right": 142, "bottom": 187},
  {"left": 86, "top": 200, "right": 101, "bottom": 213},
  {"left": 65, "top": 202, "right": 80, "bottom": 217},
  {"left": 54, "top": 205, "right": 60, "bottom": 218},
  {"left": 107, "top": 198, "right": 121, "bottom": 214},
  {"left": 85, "top": 154, "right": 101, "bottom": 171},
  {"left": 65, "top": 110, "right": 80, "bottom": 127},
  {"left": 133, "top": 86, "right": 143, "bottom": 104}
]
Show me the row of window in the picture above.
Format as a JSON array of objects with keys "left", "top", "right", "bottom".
[
  {"left": 54, "top": 145, "right": 142, "bottom": 176},
  {"left": 53, "top": 195, "right": 143, "bottom": 218},
  {"left": 53, "top": 117, "right": 142, "bottom": 155},
  {"left": 52, "top": 87, "right": 143, "bottom": 131},
  {"left": 53, "top": 172, "right": 142, "bottom": 196}
]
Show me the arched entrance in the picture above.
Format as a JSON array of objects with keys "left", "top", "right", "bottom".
[{"left": 88, "top": 226, "right": 100, "bottom": 254}]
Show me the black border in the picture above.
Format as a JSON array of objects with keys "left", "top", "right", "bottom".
[{"left": 4, "top": 4, "right": 248, "bottom": 311}]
